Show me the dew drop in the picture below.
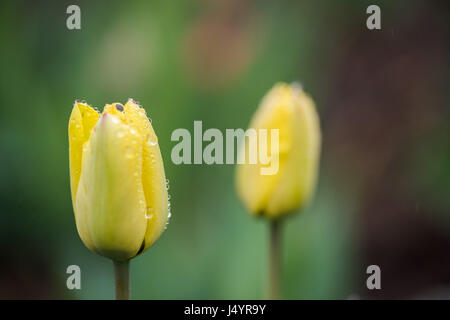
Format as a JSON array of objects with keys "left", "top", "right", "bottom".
[
  {"left": 115, "top": 104, "right": 124, "bottom": 112},
  {"left": 125, "top": 147, "right": 134, "bottom": 159},
  {"left": 111, "top": 117, "right": 120, "bottom": 124},
  {"left": 145, "top": 207, "right": 154, "bottom": 219},
  {"left": 167, "top": 198, "right": 172, "bottom": 222},
  {"left": 148, "top": 135, "right": 158, "bottom": 145},
  {"left": 165, "top": 210, "right": 171, "bottom": 230}
]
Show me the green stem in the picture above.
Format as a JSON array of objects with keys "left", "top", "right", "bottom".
[
  {"left": 269, "top": 220, "right": 282, "bottom": 300},
  {"left": 114, "top": 260, "right": 130, "bottom": 300}
]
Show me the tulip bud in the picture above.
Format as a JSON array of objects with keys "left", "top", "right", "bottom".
[
  {"left": 235, "top": 83, "right": 321, "bottom": 219},
  {"left": 68, "top": 99, "right": 169, "bottom": 261}
]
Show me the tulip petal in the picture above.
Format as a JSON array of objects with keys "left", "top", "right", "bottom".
[
  {"left": 68, "top": 102, "right": 100, "bottom": 252},
  {"left": 265, "top": 87, "right": 321, "bottom": 216},
  {"left": 75, "top": 113, "right": 147, "bottom": 261},
  {"left": 236, "top": 84, "right": 291, "bottom": 215},
  {"left": 124, "top": 99, "right": 169, "bottom": 252},
  {"left": 68, "top": 102, "right": 100, "bottom": 208}
]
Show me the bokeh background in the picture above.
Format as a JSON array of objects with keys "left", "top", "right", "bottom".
[{"left": 0, "top": 0, "right": 449, "bottom": 299}]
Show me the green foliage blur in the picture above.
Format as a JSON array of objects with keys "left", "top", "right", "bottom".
[{"left": 0, "top": 0, "right": 449, "bottom": 299}]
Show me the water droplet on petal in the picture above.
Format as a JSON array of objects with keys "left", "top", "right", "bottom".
[
  {"left": 111, "top": 116, "right": 120, "bottom": 124},
  {"left": 146, "top": 207, "right": 154, "bottom": 219},
  {"left": 125, "top": 147, "right": 134, "bottom": 159}
]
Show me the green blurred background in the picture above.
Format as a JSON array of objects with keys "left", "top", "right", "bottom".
[{"left": 0, "top": 0, "right": 449, "bottom": 299}]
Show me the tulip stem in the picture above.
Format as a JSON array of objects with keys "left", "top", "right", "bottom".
[
  {"left": 114, "top": 260, "right": 130, "bottom": 300},
  {"left": 269, "top": 219, "right": 282, "bottom": 300}
]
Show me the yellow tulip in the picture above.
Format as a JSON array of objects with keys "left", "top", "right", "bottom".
[
  {"left": 68, "top": 99, "right": 169, "bottom": 262},
  {"left": 236, "top": 82, "right": 321, "bottom": 219}
]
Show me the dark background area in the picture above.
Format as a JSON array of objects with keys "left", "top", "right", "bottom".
[{"left": 0, "top": 0, "right": 449, "bottom": 299}]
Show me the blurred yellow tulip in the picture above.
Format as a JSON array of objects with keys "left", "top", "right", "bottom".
[
  {"left": 236, "top": 83, "right": 321, "bottom": 219},
  {"left": 68, "top": 99, "right": 169, "bottom": 261}
]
